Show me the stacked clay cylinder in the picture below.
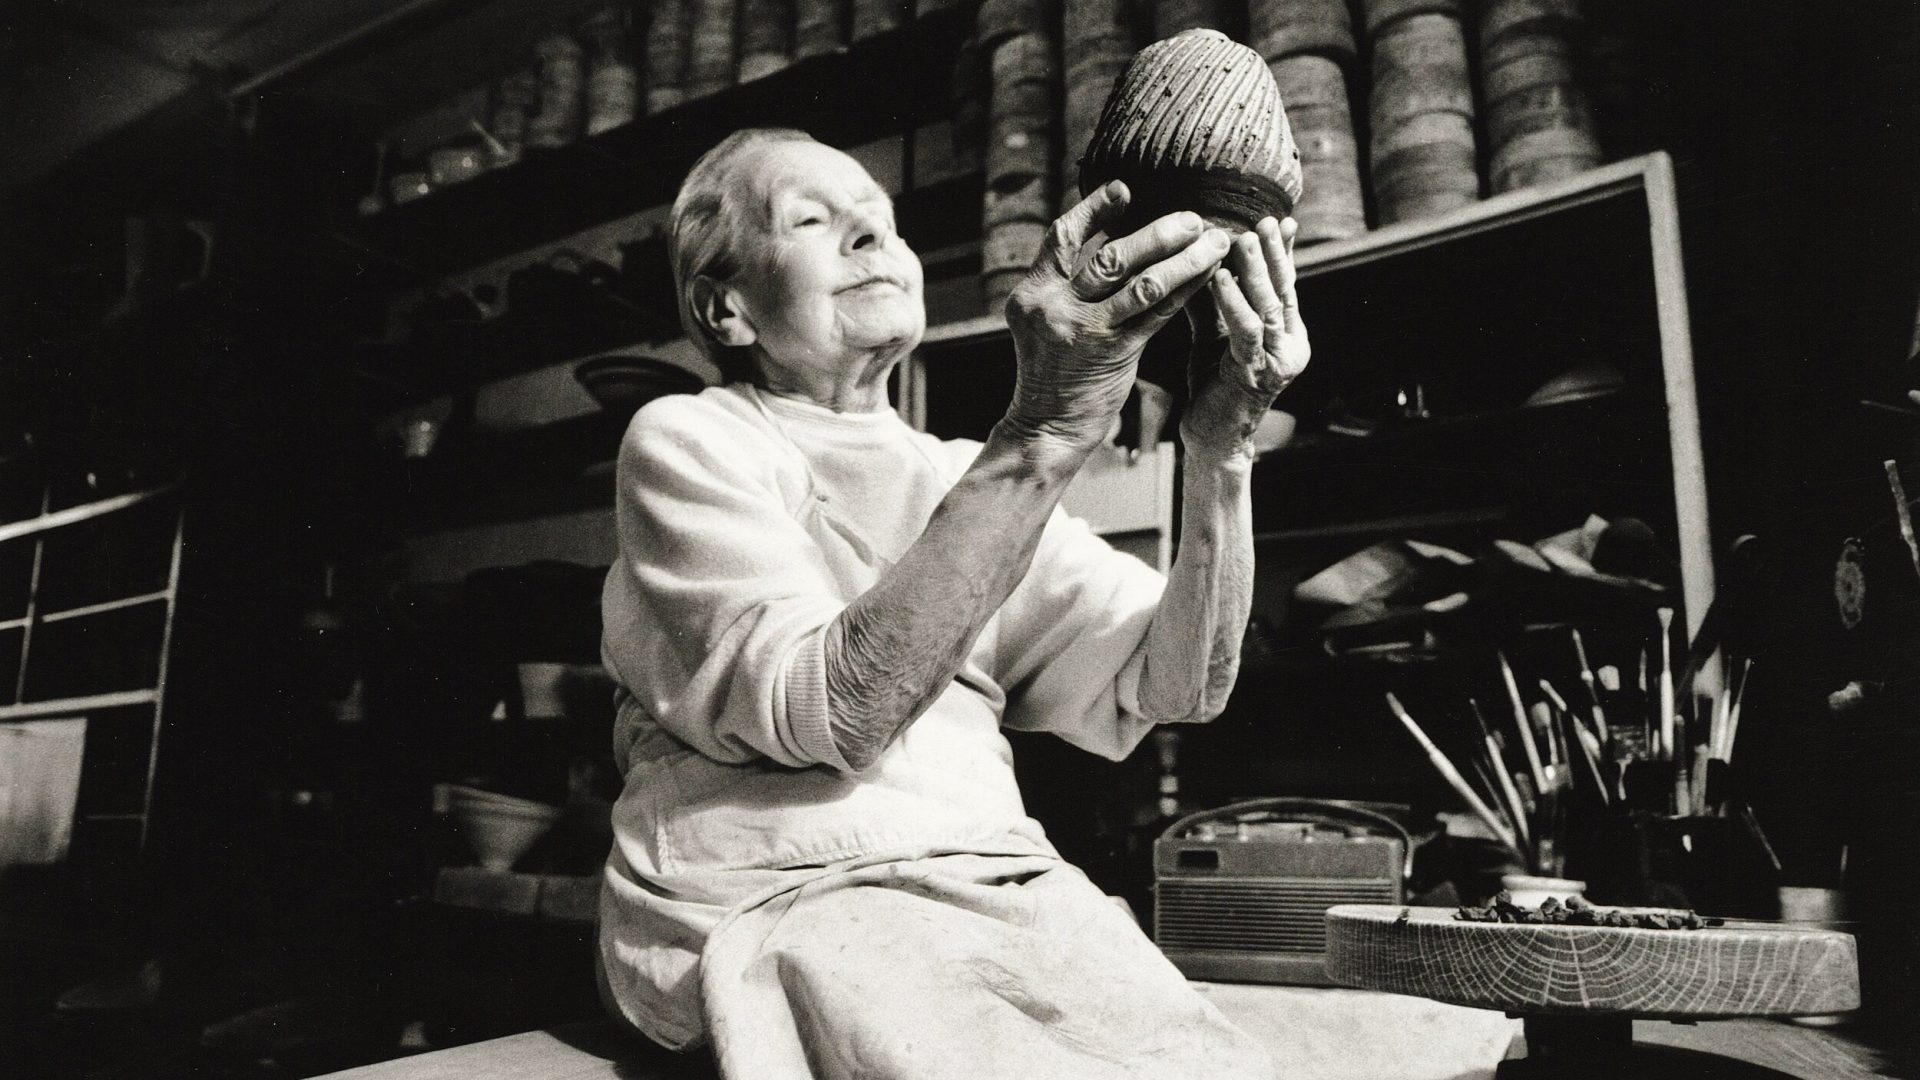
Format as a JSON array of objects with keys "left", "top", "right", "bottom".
[
  {"left": 1151, "top": 0, "right": 1232, "bottom": 39},
  {"left": 645, "top": 0, "right": 691, "bottom": 112},
  {"left": 738, "top": 0, "right": 796, "bottom": 79},
  {"left": 853, "top": 0, "right": 906, "bottom": 41},
  {"left": 582, "top": 5, "right": 641, "bottom": 133},
  {"left": 793, "top": 0, "right": 848, "bottom": 58},
  {"left": 949, "top": 36, "right": 991, "bottom": 173},
  {"left": 1251, "top": 0, "right": 1364, "bottom": 242},
  {"left": 527, "top": 28, "right": 588, "bottom": 149},
  {"left": 1061, "top": 0, "right": 1137, "bottom": 213},
  {"left": 1363, "top": 0, "right": 1479, "bottom": 223},
  {"left": 980, "top": 24, "right": 1060, "bottom": 306},
  {"left": 1477, "top": 0, "right": 1601, "bottom": 192},
  {"left": 684, "top": 0, "right": 738, "bottom": 98},
  {"left": 487, "top": 68, "right": 541, "bottom": 166}
]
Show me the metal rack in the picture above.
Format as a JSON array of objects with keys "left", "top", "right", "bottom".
[{"left": 0, "top": 480, "right": 184, "bottom": 854}]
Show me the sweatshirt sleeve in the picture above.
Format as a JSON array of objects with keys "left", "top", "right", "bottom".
[
  {"left": 600, "top": 398, "right": 852, "bottom": 772},
  {"left": 993, "top": 508, "right": 1167, "bottom": 761}
]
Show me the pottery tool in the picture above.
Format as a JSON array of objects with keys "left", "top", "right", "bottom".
[
  {"left": 1886, "top": 459, "right": 1920, "bottom": 582},
  {"left": 1385, "top": 693, "right": 1521, "bottom": 857},
  {"left": 1655, "top": 608, "right": 1675, "bottom": 760},
  {"left": 1497, "top": 651, "right": 1548, "bottom": 793},
  {"left": 1470, "top": 700, "right": 1529, "bottom": 844}
]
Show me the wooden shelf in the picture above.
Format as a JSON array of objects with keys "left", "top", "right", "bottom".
[
  {"left": 1259, "top": 392, "right": 1633, "bottom": 464},
  {"left": 0, "top": 688, "right": 159, "bottom": 723},
  {"left": 333, "top": 5, "right": 977, "bottom": 280},
  {"left": 433, "top": 866, "right": 597, "bottom": 922},
  {"left": 1292, "top": 155, "right": 1669, "bottom": 278},
  {"left": 0, "top": 483, "right": 178, "bottom": 547}
]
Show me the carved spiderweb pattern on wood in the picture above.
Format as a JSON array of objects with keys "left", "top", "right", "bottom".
[{"left": 1325, "top": 906, "right": 1859, "bottom": 1019}]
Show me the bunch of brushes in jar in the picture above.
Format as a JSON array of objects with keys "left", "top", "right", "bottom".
[{"left": 1385, "top": 610, "right": 1760, "bottom": 877}]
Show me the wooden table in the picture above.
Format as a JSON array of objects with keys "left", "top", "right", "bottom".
[{"left": 311, "top": 994, "right": 1895, "bottom": 1079}]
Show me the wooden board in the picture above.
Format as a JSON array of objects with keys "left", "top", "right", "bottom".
[{"left": 1325, "top": 905, "right": 1859, "bottom": 1020}]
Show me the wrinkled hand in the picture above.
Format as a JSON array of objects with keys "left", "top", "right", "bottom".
[
  {"left": 1002, "top": 181, "right": 1232, "bottom": 453},
  {"left": 1182, "top": 217, "right": 1311, "bottom": 462}
]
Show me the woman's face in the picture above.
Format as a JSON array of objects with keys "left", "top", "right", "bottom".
[{"left": 723, "top": 141, "right": 925, "bottom": 389}]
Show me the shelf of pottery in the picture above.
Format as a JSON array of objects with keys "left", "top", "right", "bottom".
[{"left": 361, "top": 0, "right": 1634, "bottom": 314}]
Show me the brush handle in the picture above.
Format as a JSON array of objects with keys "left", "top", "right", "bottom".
[
  {"left": 1499, "top": 652, "right": 1548, "bottom": 792},
  {"left": 1386, "top": 695, "right": 1522, "bottom": 856}
]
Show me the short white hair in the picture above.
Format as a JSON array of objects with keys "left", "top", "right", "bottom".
[{"left": 669, "top": 127, "right": 816, "bottom": 383}]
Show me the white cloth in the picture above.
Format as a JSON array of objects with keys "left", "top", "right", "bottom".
[
  {"left": 700, "top": 853, "right": 1276, "bottom": 1080},
  {"left": 597, "top": 385, "right": 1181, "bottom": 1053}
]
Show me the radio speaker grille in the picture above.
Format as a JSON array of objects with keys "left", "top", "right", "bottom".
[{"left": 1155, "top": 876, "right": 1399, "bottom": 953}]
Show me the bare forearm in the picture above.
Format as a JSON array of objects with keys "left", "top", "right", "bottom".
[
  {"left": 1136, "top": 446, "right": 1256, "bottom": 723},
  {"left": 822, "top": 426, "right": 1087, "bottom": 770}
]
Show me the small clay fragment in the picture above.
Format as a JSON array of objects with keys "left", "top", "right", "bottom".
[{"left": 1455, "top": 890, "right": 1717, "bottom": 931}]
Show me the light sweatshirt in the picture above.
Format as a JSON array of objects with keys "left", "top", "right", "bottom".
[{"left": 597, "top": 383, "right": 1167, "bottom": 1048}]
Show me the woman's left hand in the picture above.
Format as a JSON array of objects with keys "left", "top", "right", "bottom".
[{"left": 1182, "top": 216, "right": 1311, "bottom": 462}]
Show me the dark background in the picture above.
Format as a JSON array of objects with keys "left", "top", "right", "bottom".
[{"left": 2, "top": 0, "right": 1918, "bottom": 1074}]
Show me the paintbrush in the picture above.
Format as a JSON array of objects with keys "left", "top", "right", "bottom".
[
  {"left": 1724, "top": 659, "right": 1753, "bottom": 764},
  {"left": 1471, "top": 699, "right": 1530, "bottom": 844},
  {"left": 1636, "top": 647, "right": 1651, "bottom": 751},
  {"left": 1657, "top": 608, "right": 1676, "bottom": 761},
  {"left": 1468, "top": 755, "right": 1525, "bottom": 854},
  {"left": 1570, "top": 628, "right": 1610, "bottom": 743},
  {"left": 1887, "top": 460, "right": 1920, "bottom": 582},
  {"left": 1498, "top": 650, "right": 1549, "bottom": 793},
  {"left": 1709, "top": 684, "right": 1733, "bottom": 761},
  {"left": 1531, "top": 701, "right": 1562, "bottom": 768},
  {"left": 1385, "top": 693, "right": 1522, "bottom": 857},
  {"left": 1540, "top": 680, "right": 1608, "bottom": 806}
]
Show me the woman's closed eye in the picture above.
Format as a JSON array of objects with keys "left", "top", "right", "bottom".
[{"left": 785, "top": 200, "right": 830, "bottom": 230}]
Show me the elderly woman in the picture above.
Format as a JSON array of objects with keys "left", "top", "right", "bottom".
[{"left": 598, "top": 127, "right": 1308, "bottom": 1078}]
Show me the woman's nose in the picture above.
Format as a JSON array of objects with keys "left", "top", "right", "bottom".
[{"left": 844, "top": 207, "right": 893, "bottom": 253}]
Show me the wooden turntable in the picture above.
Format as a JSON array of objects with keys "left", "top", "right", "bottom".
[{"left": 1324, "top": 905, "right": 1860, "bottom": 1078}]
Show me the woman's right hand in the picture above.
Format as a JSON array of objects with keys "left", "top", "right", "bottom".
[{"left": 1001, "top": 181, "right": 1232, "bottom": 453}]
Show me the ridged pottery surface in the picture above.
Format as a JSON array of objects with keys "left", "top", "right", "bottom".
[
  {"left": 1080, "top": 29, "right": 1303, "bottom": 232},
  {"left": 1325, "top": 905, "right": 1861, "bottom": 1020},
  {"left": 1249, "top": 0, "right": 1356, "bottom": 64}
]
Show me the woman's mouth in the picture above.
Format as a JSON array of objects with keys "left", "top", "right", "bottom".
[{"left": 839, "top": 276, "right": 905, "bottom": 294}]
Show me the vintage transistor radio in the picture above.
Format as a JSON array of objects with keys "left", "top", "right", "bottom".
[{"left": 1154, "top": 799, "right": 1410, "bottom": 986}]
